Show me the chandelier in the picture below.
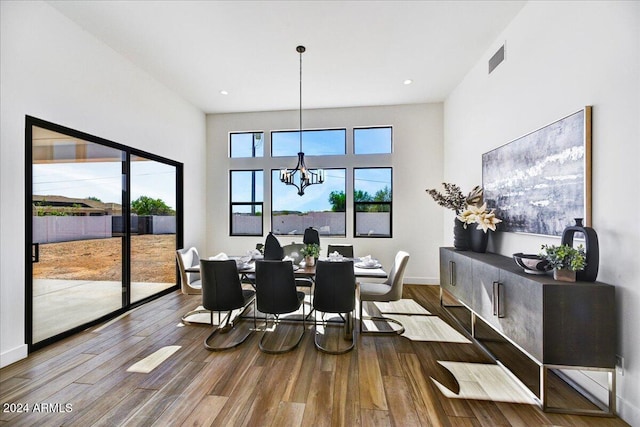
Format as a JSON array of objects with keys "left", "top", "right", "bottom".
[{"left": 279, "top": 45, "right": 324, "bottom": 196}]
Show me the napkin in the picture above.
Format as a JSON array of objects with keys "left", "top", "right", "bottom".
[
  {"left": 361, "top": 255, "right": 377, "bottom": 266},
  {"left": 210, "top": 252, "right": 228, "bottom": 260}
]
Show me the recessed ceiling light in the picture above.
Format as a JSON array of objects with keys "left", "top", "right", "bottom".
[
  {"left": 219, "top": 90, "right": 229, "bottom": 95},
  {"left": 403, "top": 79, "right": 413, "bottom": 85}
]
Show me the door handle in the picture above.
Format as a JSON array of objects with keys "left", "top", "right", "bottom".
[
  {"left": 492, "top": 281, "right": 505, "bottom": 318},
  {"left": 449, "top": 260, "right": 456, "bottom": 286},
  {"left": 32, "top": 243, "right": 39, "bottom": 263}
]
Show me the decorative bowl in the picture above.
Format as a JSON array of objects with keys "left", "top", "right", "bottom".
[{"left": 512, "top": 253, "right": 551, "bottom": 275}]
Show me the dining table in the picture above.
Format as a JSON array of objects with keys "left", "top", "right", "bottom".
[
  {"left": 185, "top": 255, "right": 387, "bottom": 339},
  {"left": 186, "top": 256, "right": 388, "bottom": 279}
]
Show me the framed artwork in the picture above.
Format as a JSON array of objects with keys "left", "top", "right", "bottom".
[{"left": 482, "top": 106, "right": 592, "bottom": 236}]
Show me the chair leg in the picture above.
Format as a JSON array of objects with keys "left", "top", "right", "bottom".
[
  {"left": 181, "top": 307, "right": 211, "bottom": 325},
  {"left": 258, "top": 307, "right": 305, "bottom": 354},
  {"left": 359, "top": 300, "right": 405, "bottom": 335},
  {"left": 204, "top": 301, "right": 254, "bottom": 351},
  {"left": 314, "top": 309, "right": 355, "bottom": 354}
]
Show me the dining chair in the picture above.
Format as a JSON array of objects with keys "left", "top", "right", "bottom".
[
  {"left": 303, "top": 227, "right": 320, "bottom": 246},
  {"left": 176, "top": 247, "right": 202, "bottom": 295},
  {"left": 359, "top": 251, "right": 410, "bottom": 335},
  {"left": 255, "top": 260, "right": 306, "bottom": 353},
  {"left": 264, "top": 231, "right": 284, "bottom": 260},
  {"left": 176, "top": 247, "right": 212, "bottom": 321},
  {"left": 313, "top": 260, "right": 356, "bottom": 354},
  {"left": 326, "top": 244, "right": 354, "bottom": 258},
  {"left": 199, "top": 259, "right": 256, "bottom": 351}
]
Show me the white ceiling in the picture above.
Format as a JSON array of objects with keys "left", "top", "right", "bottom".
[{"left": 48, "top": 0, "right": 526, "bottom": 114}]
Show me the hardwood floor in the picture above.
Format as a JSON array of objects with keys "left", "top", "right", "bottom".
[{"left": 0, "top": 285, "right": 629, "bottom": 426}]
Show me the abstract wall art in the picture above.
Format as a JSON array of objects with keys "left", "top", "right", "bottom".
[{"left": 482, "top": 107, "right": 592, "bottom": 236}]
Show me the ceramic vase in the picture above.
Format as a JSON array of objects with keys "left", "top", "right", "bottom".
[
  {"left": 469, "top": 227, "right": 489, "bottom": 253},
  {"left": 561, "top": 218, "right": 599, "bottom": 282},
  {"left": 305, "top": 255, "right": 315, "bottom": 267},
  {"left": 453, "top": 218, "right": 470, "bottom": 251}
]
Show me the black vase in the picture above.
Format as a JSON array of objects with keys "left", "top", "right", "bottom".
[
  {"left": 561, "top": 218, "right": 599, "bottom": 282},
  {"left": 453, "top": 218, "right": 470, "bottom": 251},
  {"left": 469, "top": 227, "right": 489, "bottom": 253}
]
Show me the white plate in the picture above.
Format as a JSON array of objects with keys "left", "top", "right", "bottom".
[{"left": 355, "top": 262, "right": 382, "bottom": 269}]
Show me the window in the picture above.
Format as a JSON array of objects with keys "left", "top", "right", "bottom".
[
  {"left": 271, "top": 168, "right": 346, "bottom": 236},
  {"left": 272, "top": 129, "right": 346, "bottom": 156},
  {"left": 354, "top": 168, "right": 392, "bottom": 237},
  {"left": 354, "top": 127, "right": 392, "bottom": 154},
  {"left": 230, "top": 132, "right": 264, "bottom": 158},
  {"left": 230, "top": 170, "right": 263, "bottom": 235}
]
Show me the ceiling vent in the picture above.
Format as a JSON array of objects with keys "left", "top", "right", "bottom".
[{"left": 488, "top": 44, "right": 505, "bottom": 74}]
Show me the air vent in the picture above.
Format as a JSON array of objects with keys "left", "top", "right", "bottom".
[{"left": 488, "top": 44, "right": 505, "bottom": 74}]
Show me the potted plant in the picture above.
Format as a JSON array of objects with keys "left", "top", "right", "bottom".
[
  {"left": 300, "top": 243, "right": 320, "bottom": 266},
  {"left": 540, "top": 244, "right": 586, "bottom": 282}
]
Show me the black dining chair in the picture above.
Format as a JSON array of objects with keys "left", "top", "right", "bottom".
[
  {"left": 199, "top": 259, "right": 256, "bottom": 351},
  {"left": 313, "top": 260, "right": 356, "bottom": 354},
  {"left": 255, "top": 260, "right": 306, "bottom": 353},
  {"left": 303, "top": 227, "right": 320, "bottom": 246},
  {"left": 326, "top": 244, "right": 354, "bottom": 258},
  {"left": 264, "top": 231, "right": 284, "bottom": 260}
]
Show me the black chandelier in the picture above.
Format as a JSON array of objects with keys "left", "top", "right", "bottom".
[{"left": 279, "top": 45, "right": 324, "bottom": 196}]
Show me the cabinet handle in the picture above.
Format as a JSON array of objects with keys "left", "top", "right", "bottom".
[
  {"left": 449, "top": 260, "right": 456, "bottom": 286},
  {"left": 493, "top": 281, "right": 505, "bottom": 318}
]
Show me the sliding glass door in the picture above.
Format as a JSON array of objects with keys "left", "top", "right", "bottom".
[
  {"left": 130, "top": 155, "right": 177, "bottom": 303},
  {"left": 27, "top": 117, "right": 182, "bottom": 350}
]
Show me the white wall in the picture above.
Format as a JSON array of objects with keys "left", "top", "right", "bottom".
[
  {"left": 206, "top": 104, "right": 443, "bottom": 283},
  {"left": 444, "top": 1, "right": 639, "bottom": 423},
  {"left": 0, "top": 1, "right": 207, "bottom": 367}
]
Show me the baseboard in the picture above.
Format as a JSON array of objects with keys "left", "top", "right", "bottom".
[
  {"left": 0, "top": 344, "right": 28, "bottom": 368},
  {"left": 404, "top": 277, "right": 439, "bottom": 285}
]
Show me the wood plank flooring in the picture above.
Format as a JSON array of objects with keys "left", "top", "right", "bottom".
[{"left": 0, "top": 285, "right": 629, "bottom": 426}]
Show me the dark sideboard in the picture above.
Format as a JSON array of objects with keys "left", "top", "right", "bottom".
[{"left": 439, "top": 247, "right": 616, "bottom": 416}]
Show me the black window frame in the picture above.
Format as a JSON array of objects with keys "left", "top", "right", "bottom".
[
  {"left": 271, "top": 128, "right": 347, "bottom": 157},
  {"left": 353, "top": 167, "right": 393, "bottom": 238},
  {"left": 270, "top": 167, "right": 347, "bottom": 237},
  {"left": 353, "top": 126, "right": 393, "bottom": 155},
  {"left": 229, "top": 169, "right": 264, "bottom": 236},
  {"left": 230, "top": 131, "right": 264, "bottom": 158},
  {"left": 25, "top": 115, "right": 183, "bottom": 352}
]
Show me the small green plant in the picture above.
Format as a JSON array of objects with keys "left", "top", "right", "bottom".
[
  {"left": 300, "top": 243, "right": 320, "bottom": 258},
  {"left": 540, "top": 244, "right": 586, "bottom": 271}
]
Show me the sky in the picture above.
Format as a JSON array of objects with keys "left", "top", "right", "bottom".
[{"left": 33, "top": 160, "right": 177, "bottom": 209}]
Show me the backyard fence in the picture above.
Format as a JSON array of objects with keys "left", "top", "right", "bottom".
[{"left": 33, "top": 215, "right": 176, "bottom": 243}]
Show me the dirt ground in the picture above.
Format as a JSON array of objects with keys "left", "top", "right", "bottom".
[{"left": 33, "top": 234, "right": 176, "bottom": 283}]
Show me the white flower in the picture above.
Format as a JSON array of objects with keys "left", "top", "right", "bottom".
[{"left": 457, "top": 203, "right": 502, "bottom": 233}]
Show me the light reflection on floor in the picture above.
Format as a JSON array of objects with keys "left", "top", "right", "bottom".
[{"left": 432, "top": 361, "right": 536, "bottom": 404}]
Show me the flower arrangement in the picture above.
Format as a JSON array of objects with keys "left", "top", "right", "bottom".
[
  {"left": 540, "top": 244, "right": 586, "bottom": 271},
  {"left": 426, "top": 183, "right": 502, "bottom": 232},
  {"left": 425, "top": 183, "right": 483, "bottom": 214},
  {"left": 457, "top": 203, "right": 502, "bottom": 233}
]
